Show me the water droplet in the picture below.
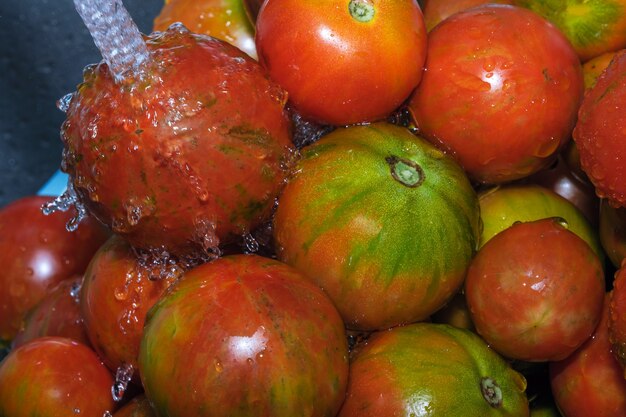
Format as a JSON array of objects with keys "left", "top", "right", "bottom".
[
  {"left": 41, "top": 180, "right": 88, "bottom": 232},
  {"left": 73, "top": 408, "right": 81, "bottom": 414},
  {"left": 111, "top": 363, "right": 134, "bottom": 402},
  {"left": 214, "top": 358, "right": 224, "bottom": 373},
  {"left": 57, "top": 93, "right": 74, "bottom": 112},
  {"left": 102, "top": 412, "right": 113, "bottom": 417},
  {"left": 70, "top": 280, "right": 82, "bottom": 303},
  {"left": 552, "top": 217, "right": 569, "bottom": 229},
  {"left": 243, "top": 233, "right": 259, "bottom": 254}
]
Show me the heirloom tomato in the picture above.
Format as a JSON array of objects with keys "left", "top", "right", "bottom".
[
  {"left": 422, "top": 0, "right": 514, "bottom": 31},
  {"left": 582, "top": 51, "right": 617, "bottom": 90},
  {"left": 409, "top": 4, "right": 583, "bottom": 184},
  {"left": 0, "top": 195, "right": 108, "bottom": 343},
  {"left": 255, "top": 0, "right": 427, "bottom": 126},
  {"left": 62, "top": 24, "right": 294, "bottom": 259},
  {"left": 0, "top": 337, "right": 116, "bottom": 417},
  {"left": 139, "top": 254, "right": 349, "bottom": 417},
  {"left": 574, "top": 49, "right": 626, "bottom": 208},
  {"left": 550, "top": 293, "right": 626, "bottom": 417},
  {"left": 273, "top": 123, "right": 480, "bottom": 331},
  {"left": 338, "top": 323, "right": 530, "bottom": 417},
  {"left": 466, "top": 218, "right": 605, "bottom": 362}
]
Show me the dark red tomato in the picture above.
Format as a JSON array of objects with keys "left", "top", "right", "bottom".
[
  {"left": 0, "top": 337, "right": 116, "bottom": 416},
  {"left": 138, "top": 254, "right": 349, "bottom": 417},
  {"left": 12, "top": 276, "right": 90, "bottom": 349},
  {"left": 0, "top": 195, "right": 109, "bottom": 342},
  {"left": 574, "top": 50, "right": 626, "bottom": 208},
  {"left": 255, "top": 0, "right": 427, "bottom": 126},
  {"left": 62, "top": 24, "right": 294, "bottom": 259},
  {"left": 409, "top": 5, "right": 583, "bottom": 184},
  {"left": 550, "top": 293, "right": 626, "bottom": 417},
  {"left": 81, "top": 235, "right": 180, "bottom": 378},
  {"left": 465, "top": 217, "right": 605, "bottom": 362}
]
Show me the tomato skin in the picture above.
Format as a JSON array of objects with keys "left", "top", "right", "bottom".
[
  {"left": 409, "top": 5, "right": 583, "bottom": 184},
  {"left": 0, "top": 196, "right": 109, "bottom": 342},
  {"left": 0, "top": 337, "right": 116, "bottom": 417},
  {"left": 81, "top": 235, "right": 179, "bottom": 377},
  {"left": 466, "top": 218, "right": 605, "bottom": 362},
  {"left": 255, "top": 0, "right": 427, "bottom": 126},
  {"left": 62, "top": 25, "right": 294, "bottom": 258},
  {"left": 11, "top": 276, "right": 90, "bottom": 349},
  {"left": 138, "top": 254, "right": 349, "bottom": 417},
  {"left": 273, "top": 123, "right": 480, "bottom": 331},
  {"left": 422, "top": 0, "right": 514, "bottom": 31},
  {"left": 113, "top": 394, "right": 157, "bottom": 417},
  {"left": 550, "top": 293, "right": 626, "bottom": 417},
  {"left": 338, "top": 323, "right": 529, "bottom": 417},
  {"left": 574, "top": 50, "right": 626, "bottom": 208},
  {"left": 609, "top": 266, "right": 626, "bottom": 371}
]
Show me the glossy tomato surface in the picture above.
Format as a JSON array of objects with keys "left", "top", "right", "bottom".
[
  {"left": 409, "top": 4, "right": 583, "bottom": 184},
  {"left": 466, "top": 218, "right": 605, "bottom": 361},
  {"left": 255, "top": 0, "right": 427, "bottom": 125},
  {"left": 338, "top": 323, "right": 529, "bottom": 417},
  {"left": 62, "top": 24, "right": 294, "bottom": 258},
  {"left": 574, "top": 50, "right": 626, "bottom": 207},
  {"left": 139, "top": 254, "right": 349, "bottom": 417},
  {"left": 153, "top": 0, "right": 257, "bottom": 59},
  {"left": 0, "top": 195, "right": 108, "bottom": 343},
  {"left": 12, "top": 276, "right": 90, "bottom": 349},
  {"left": 422, "top": 0, "right": 514, "bottom": 31},
  {"left": 81, "top": 235, "right": 180, "bottom": 377},
  {"left": 273, "top": 123, "right": 480, "bottom": 331},
  {"left": 550, "top": 293, "right": 626, "bottom": 417},
  {"left": 0, "top": 337, "right": 116, "bottom": 417}
]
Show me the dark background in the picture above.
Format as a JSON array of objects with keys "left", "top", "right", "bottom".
[{"left": 0, "top": 0, "right": 163, "bottom": 207}]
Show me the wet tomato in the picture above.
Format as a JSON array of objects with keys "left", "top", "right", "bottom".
[
  {"left": 0, "top": 195, "right": 109, "bottom": 343},
  {"left": 421, "top": 0, "right": 514, "bottom": 31},
  {"left": 273, "top": 123, "right": 480, "bottom": 331},
  {"left": 409, "top": 4, "right": 583, "bottom": 184},
  {"left": 11, "top": 276, "right": 90, "bottom": 349},
  {"left": 466, "top": 218, "right": 605, "bottom": 361},
  {"left": 80, "top": 235, "right": 180, "bottom": 383},
  {"left": 255, "top": 0, "right": 427, "bottom": 126},
  {"left": 338, "top": 323, "right": 529, "bottom": 416},
  {"left": 62, "top": 24, "right": 294, "bottom": 259},
  {"left": 0, "top": 337, "right": 116, "bottom": 417},
  {"left": 138, "top": 254, "right": 349, "bottom": 417},
  {"left": 550, "top": 293, "right": 626, "bottom": 417}
]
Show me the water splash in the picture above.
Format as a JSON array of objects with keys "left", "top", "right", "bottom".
[
  {"left": 41, "top": 180, "right": 88, "bottom": 232},
  {"left": 73, "top": 0, "right": 150, "bottom": 82},
  {"left": 69, "top": 279, "right": 82, "bottom": 304},
  {"left": 111, "top": 362, "right": 134, "bottom": 402},
  {"left": 243, "top": 233, "right": 259, "bottom": 254},
  {"left": 56, "top": 93, "right": 74, "bottom": 113}
]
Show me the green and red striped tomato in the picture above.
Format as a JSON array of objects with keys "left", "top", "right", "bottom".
[
  {"left": 138, "top": 254, "right": 349, "bottom": 417},
  {"left": 338, "top": 322, "right": 530, "bottom": 416},
  {"left": 273, "top": 122, "right": 480, "bottom": 331}
]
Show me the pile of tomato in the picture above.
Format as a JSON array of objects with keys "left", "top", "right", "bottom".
[{"left": 1, "top": 0, "right": 626, "bottom": 416}]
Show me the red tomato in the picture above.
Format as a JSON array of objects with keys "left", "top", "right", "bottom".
[
  {"left": 0, "top": 196, "right": 109, "bottom": 342},
  {"left": 408, "top": 4, "right": 583, "bottom": 184},
  {"left": 81, "top": 235, "right": 180, "bottom": 379},
  {"left": 550, "top": 293, "right": 626, "bottom": 417},
  {"left": 0, "top": 337, "right": 116, "bottom": 416},
  {"left": 11, "top": 276, "right": 90, "bottom": 349},
  {"left": 138, "top": 254, "right": 349, "bottom": 417},
  {"left": 255, "top": 0, "right": 427, "bottom": 126},
  {"left": 465, "top": 218, "right": 605, "bottom": 361},
  {"left": 421, "top": 0, "right": 514, "bottom": 31},
  {"left": 574, "top": 49, "right": 626, "bottom": 208}
]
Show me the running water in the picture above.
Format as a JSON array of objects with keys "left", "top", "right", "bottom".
[{"left": 73, "top": 0, "right": 151, "bottom": 81}]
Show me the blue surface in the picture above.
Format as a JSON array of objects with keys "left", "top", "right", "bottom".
[{"left": 37, "top": 170, "right": 68, "bottom": 197}]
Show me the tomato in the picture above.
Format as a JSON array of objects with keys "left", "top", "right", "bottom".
[
  {"left": 550, "top": 293, "right": 626, "bottom": 417},
  {"left": 62, "top": 24, "right": 294, "bottom": 259},
  {"left": 421, "top": 0, "right": 514, "bottom": 31},
  {"left": 0, "top": 195, "right": 109, "bottom": 343},
  {"left": 243, "top": 0, "right": 263, "bottom": 23},
  {"left": 0, "top": 337, "right": 116, "bottom": 416},
  {"left": 255, "top": 0, "right": 427, "bottom": 126},
  {"left": 609, "top": 265, "right": 626, "bottom": 372},
  {"left": 478, "top": 184, "right": 603, "bottom": 258},
  {"left": 273, "top": 123, "right": 480, "bottom": 331},
  {"left": 138, "top": 254, "right": 349, "bottom": 417},
  {"left": 11, "top": 276, "right": 90, "bottom": 349},
  {"left": 81, "top": 235, "right": 180, "bottom": 379},
  {"left": 574, "top": 49, "right": 626, "bottom": 207},
  {"left": 338, "top": 322, "right": 530, "bottom": 416},
  {"left": 408, "top": 4, "right": 583, "bottom": 184},
  {"left": 113, "top": 394, "right": 157, "bottom": 417},
  {"left": 465, "top": 218, "right": 605, "bottom": 361},
  {"left": 153, "top": 0, "right": 257, "bottom": 59},
  {"left": 583, "top": 51, "right": 618, "bottom": 90}
]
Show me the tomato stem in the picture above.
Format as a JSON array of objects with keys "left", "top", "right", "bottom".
[
  {"left": 348, "top": 0, "right": 375, "bottom": 23},
  {"left": 480, "top": 377, "right": 503, "bottom": 408}
]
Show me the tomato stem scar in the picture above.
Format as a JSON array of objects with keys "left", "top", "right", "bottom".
[
  {"left": 348, "top": 0, "right": 375, "bottom": 23},
  {"left": 386, "top": 156, "right": 424, "bottom": 188},
  {"left": 481, "top": 377, "right": 503, "bottom": 408}
]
